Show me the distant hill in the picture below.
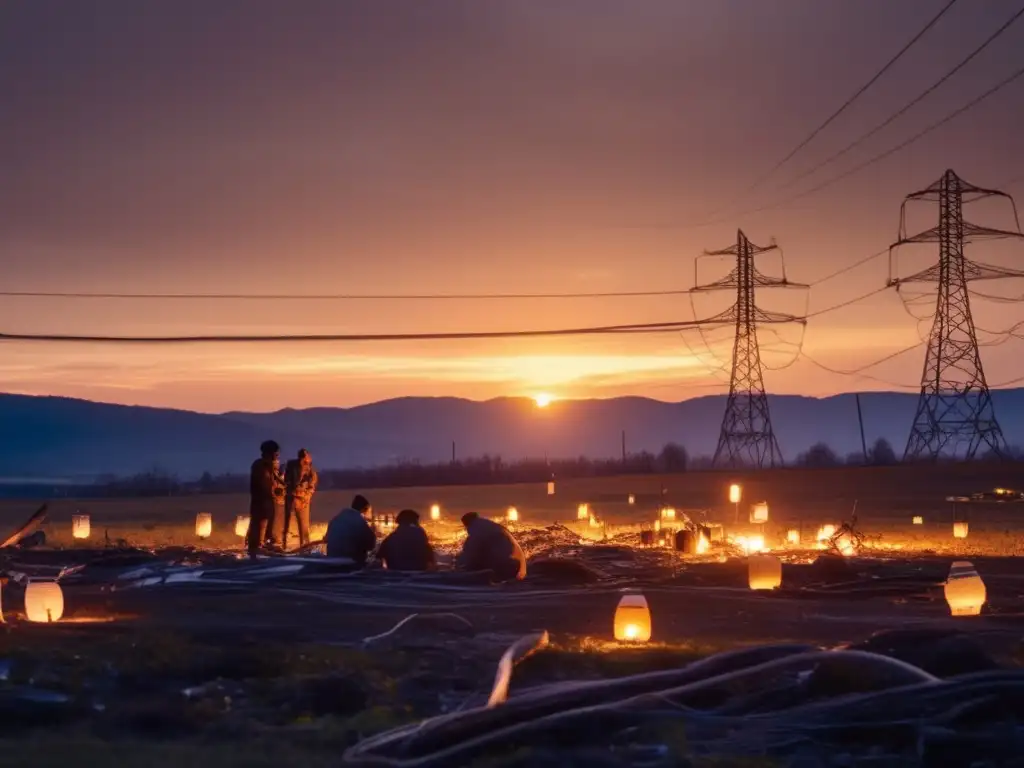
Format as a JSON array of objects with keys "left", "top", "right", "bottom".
[{"left": 2, "top": 390, "right": 1024, "bottom": 479}]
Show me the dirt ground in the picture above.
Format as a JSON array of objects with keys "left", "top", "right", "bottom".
[{"left": 2, "top": 465, "right": 1024, "bottom": 765}]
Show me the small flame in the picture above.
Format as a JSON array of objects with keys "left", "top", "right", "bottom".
[
  {"left": 624, "top": 624, "right": 638, "bottom": 640},
  {"left": 507, "top": 507, "right": 518, "bottom": 522},
  {"left": 734, "top": 534, "right": 765, "bottom": 555},
  {"left": 696, "top": 532, "right": 710, "bottom": 554}
]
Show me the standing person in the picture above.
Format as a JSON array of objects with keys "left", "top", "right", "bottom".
[
  {"left": 247, "top": 440, "right": 284, "bottom": 556},
  {"left": 456, "top": 511, "right": 527, "bottom": 582},
  {"left": 377, "top": 509, "right": 435, "bottom": 571},
  {"left": 284, "top": 448, "right": 318, "bottom": 548},
  {"left": 265, "top": 455, "right": 287, "bottom": 551},
  {"left": 325, "top": 494, "right": 377, "bottom": 566}
]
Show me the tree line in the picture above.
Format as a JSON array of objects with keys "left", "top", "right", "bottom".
[{"left": 55, "top": 437, "right": 1017, "bottom": 499}]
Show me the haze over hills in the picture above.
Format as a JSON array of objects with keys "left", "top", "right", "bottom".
[{"left": 2, "top": 390, "right": 1023, "bottom": 479}]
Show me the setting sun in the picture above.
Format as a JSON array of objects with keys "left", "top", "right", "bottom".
[{"left": 533, "top": 393, "right": 555, "bottom": 408}]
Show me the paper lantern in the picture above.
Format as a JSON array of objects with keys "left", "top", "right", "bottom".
[
  {"left": 547, "top": 481, "right": 555, "bottom": 495},
  {"left": 953, "top": 521, "right": 969, "bottom": 539},
  {"left": 234, "top": 515, "right": 250, "bottom": 537},
  {"left": 577, "top": 503, "right": 589, "bottom": 520},
  {"left": 628, "top": 494, "right": 635, "bottom": 505},
  {"left": 195, "top": 512, "right": 213, "bottom": 539},
  {"left": 786, "top": 529, "right": 800, "bottom": 545},
  {"left": 660, "top": 507, "right": 676, "bottom": 521},
  {"left": 912, "top": 516, "right": 924, "bottom": 525},
  {"left": 25, "top": 581, "right": 64, "bottom": 623},
  {"left": 945, "top": 560, "right": 985, "bottom": 616},
  {"left": 750, "top": 502, "right": 769, "bottom": 524},
  {"left": 71, "top": 514, "right": 90, "bottom": 540},
  {"left": 430, "top": 504, "right": 441, "bottom": 521},
  {"left": 507, "top": 507, "right": 518, "bottom": 522},
  {"left": 613, "top": 592, "right": 651, "bottom": 642},
  {"left": 728, "top": 484, "right": 742, "bottom": 504},
  {"left": 748, "top": 553, "right": 782, "bottom": 590}
]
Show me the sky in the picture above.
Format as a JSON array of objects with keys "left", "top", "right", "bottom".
[{"left": 0, "top": 0, "right": 1023, "bottom": 413}]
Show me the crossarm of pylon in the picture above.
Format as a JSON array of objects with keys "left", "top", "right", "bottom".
[
  {"left": 756, "top": 308, "right": 806, "bottom": 324},
  {"left": 691, "top": 270, "right": 741, "bottom": 292}
]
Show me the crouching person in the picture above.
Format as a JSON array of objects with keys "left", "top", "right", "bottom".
[
  {"left": 325, "top": 494, "right": 377, "bottom": 567},
  {"left": 456, "top": 511, "right": 527, "bottom": 582},
  {"left": 377, "top": 509, "right": 435, "bottom": 571}
]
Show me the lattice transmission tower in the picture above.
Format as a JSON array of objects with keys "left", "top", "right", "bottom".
[
  {"left": 888, "top": 169, "right": 1024, "bottom": 462},
  {"left": 693, "top": 230, "right": 806, "bottom": 469}
]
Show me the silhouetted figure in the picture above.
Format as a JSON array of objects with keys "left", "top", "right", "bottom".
[
  {"left": 377, "top": 509, "right": 435, "bottom": 571},
  {"left": 284, "top": 448, "right": 318, "bottom": 548},
  {"left": 325, "top": 494, "right": 377, "bottom": 566},
  {"left": 456, "top": 511, "right": 527, "bottom": 582},
  {"left": 247, "top": 440, "right": 285, "bottom": 556}
]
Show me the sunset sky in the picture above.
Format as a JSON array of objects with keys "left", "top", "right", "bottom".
[{"left": 0, "top": 0, "right": 1022, "bottom": 413}]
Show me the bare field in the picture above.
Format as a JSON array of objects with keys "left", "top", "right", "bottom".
[{"left": 11, "top": 462, "right": 1024, "bottom": 554}]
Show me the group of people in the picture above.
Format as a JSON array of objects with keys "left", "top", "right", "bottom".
[
  {"left": 247, "top": 440, "right": 527, "bottom": 581},
  {"left": 247, "top": 439, "right": 319, "bottom": 553}
]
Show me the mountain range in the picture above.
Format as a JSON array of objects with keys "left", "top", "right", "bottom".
[{"left": 2, "top": 390, "right": 1023, "bottom": 480}]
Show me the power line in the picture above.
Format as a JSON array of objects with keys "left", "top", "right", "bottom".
[
  {"left": 0, "top": 287, "right": 692, "bottom": 301},
  {"left": 779, "top": 3, "right": 1024, "bottom": 191},
  {"left": 734, "top": 0, "right": 960, "bottom": 199},
  {"left": 804, "top": 285, "right": 893, "bottom": 318},
  {"left": 808, "top": 249, "right": 888, "bottom": 286},
  {"left": 718, "top": 59, "right": 1024, "bottom": 225},
  {"left": 0, "top": 319, "right": 707, "bottom": 345}
]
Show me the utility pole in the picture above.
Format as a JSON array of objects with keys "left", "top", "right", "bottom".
[
  {"left": 855, "top": 393, "right": 868, "bottom": 463},
  {"left": 888, "top": 169, "right": 1023, "bottom": 461},
  {"left": 621, "top": 430, "right": 626, "bottom": 464},
  {"left": 693, "top": 230, "right": 806, "bottom": 469}
]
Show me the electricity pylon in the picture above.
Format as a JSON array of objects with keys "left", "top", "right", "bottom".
[
  {"left": 693, "top": 230, "right": 806, "bottom": 469},
  {"left": 888, "top": 169, "right": 1024, "bottom": 461}
]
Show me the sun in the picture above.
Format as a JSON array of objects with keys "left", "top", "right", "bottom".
[{"left": 533, "top": 393, "right": 555, "bottom": 408}]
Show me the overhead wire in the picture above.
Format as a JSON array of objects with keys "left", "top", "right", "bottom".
[
  {"left": 778, "top": 3, "right": 1024, "bottom": 191},
  {"left": 0, "top": 287, "right": 693, "bottom": 301},
  {"left": 719, "top": 0, "right": 960, "bottom": 206},
  {"left": 0, "top": 320, "right": 706, "bottom": 345},
  {"left": 710, "top": 59, "right": 1024, "bottom": 226}
]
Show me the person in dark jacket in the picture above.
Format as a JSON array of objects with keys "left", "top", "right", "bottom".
[
  {"left": 284, "top": 448, "right": 318, "bottom": 548},
  {"left": 247, "top": 440, "right": 285, "bottom": 556},
  {"left": 456, "top": 511, "right": 527, "bottom": 582},
  {"left": 377, "top": 509, "right": 435, "bottom": 571},
  {"left": 325, "top": 494, "right": 377, "bottom": 565}
]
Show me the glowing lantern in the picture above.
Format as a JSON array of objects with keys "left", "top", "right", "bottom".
[
  {"left": 195, "top": 513, "right": 213, "bottom": 539},
  {"left": 628, "top": 494, "right": 635, "bottom": 505},
  {"left": 547, "top": 481, "right": 555, "bottom": 495},
  {"left": 944, "top": 560, "right": 985, "bottom": 616},
  {"left": 25, "top": 581, "right": 64, "bottom": 623},
  {"left": 71, "top": 514, "right": 90, "bottom": 540},
  {"left": 660, "top": 507, "right": 676, "bottom": 521},
  {"left": 613, "top": 592, "right": 651, "bottom": 643},
  {"left": 234, "top": 515, "right": 249, "bottom": 537},
  {"left": 786, "top": 529, "right": 800, "bottom": 545},
  {"left": 507, "top": 507, "right": 519, "bottom": 523},
  {"left": 748, "top": 553, "right": 782, "bottom": 590},
  {"left": 430, "top": 504, "right": 441, "bottom": 521},
  {"left": 577, "top": 503, "right": 589, "bottom": 520},
  {"left": 728, "top": 484, "right": 742, "bottom": 504},
  {"left": 913, "top": 516, "right": 924, "bottom": 525},
  {"left": 953, "top": 521, "right": 969, "bottom": 539},
  {"left": 750, "top": 502, "right": 769, "bottom": 524}
]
